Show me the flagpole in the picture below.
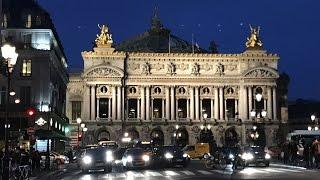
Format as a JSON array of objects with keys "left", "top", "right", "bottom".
[
  {"left": 168, "top": 33, "right": 171, "bottom": 54},
  {"left": 192, "top": 33, "right": 194, "bottom": 54}
]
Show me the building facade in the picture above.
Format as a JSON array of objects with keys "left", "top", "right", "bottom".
[
  {"left": 0, "top": 0, "right": 69, "bottom": 151},
  {"left": 67, "top": 16, "right": 286, "bottom": 147}
]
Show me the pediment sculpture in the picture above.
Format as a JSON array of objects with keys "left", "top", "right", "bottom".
[
  {"left": 215, "top": 62, "right": 225, "bottom": 76},
  {"left": 86, "top": 67, "right": 122, "bottom": 77},
  {"left": 191, "top": 62, "right": 200, "bottom": 76},
  {"left": 166, "top": 62, "right": 176, "bottom": 75},
  {"left": 244, "top": 69, "right": 277, "bottom": 78},
  {"left": 141, "top": 62, "right": 151, "bottom": 75}
]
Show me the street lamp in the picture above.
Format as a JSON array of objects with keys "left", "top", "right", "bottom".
[
  {"left": 76, "top": 117, "right": 82, "bottom": 147},
  {"left": 309, "top": 114, "right": 319, "bottom": 131},
  {"left": 1, "top": 44, "right": 18, "bottom": 179}
]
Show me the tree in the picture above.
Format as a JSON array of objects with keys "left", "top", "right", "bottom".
[{"left": 277, "top": 72, "right": 290, "bottom": 107}]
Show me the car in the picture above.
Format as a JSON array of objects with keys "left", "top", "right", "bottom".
[
  {"left": 122, "top": 147, "right": 151, "bottom": 169},
  {"left": 113, "top": 147, "right": 128, "bottom": 165},
  {"left": 241, "top": 146, "right": 271, "bottom": 167},
  {"left": 156, "top": 145, "right": 190, "bottom": 168},
  {"left": 40, "top": 151, "right": 69, "bottom": 166},
  {"left": 182, "top": 143, "right": 210, "bottom": 159},
  {"left": 80, "top": 146, "right": 114, "bottom": 173}
]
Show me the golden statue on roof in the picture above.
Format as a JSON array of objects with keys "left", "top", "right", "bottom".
[
  {"left": 95, "top": 24, "right": 113, "bottom": 47},
  {"left": 245, "top": 24, "right": 263, "bottom": 48}
]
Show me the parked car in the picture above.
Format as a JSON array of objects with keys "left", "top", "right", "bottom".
[
  {"left": 156, "top": 145, "right": 190, "bottom": 167},
  {"left": 40, "top": 151, "right": 69, "bottom": 166},
  {"left": 122, "top": 148, "right": 151, "bottom": 169},
  {"left": 182, "top": 143, "right": 210, "bottom": 159},
  {"left": 241, "top": 146, "right": 271, "bottom": 167},
  {"left": 80, "top": 147, "right": 114, "bottom": 173}
]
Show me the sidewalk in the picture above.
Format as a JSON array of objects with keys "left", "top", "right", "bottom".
[{"left": 30, "top": 163, "right": 75, "bottom": 180}]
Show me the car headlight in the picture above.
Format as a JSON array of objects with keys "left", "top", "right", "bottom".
[
  {"left": 82, "top": 155, "right": 92, "bottom": 164},
  {"left": 229, "top": 154, "right": 235, "bottom": 159},
  {"left": 265, "top": 153, "right": 271, "bottom": 159},
  {"left": 183, "top": 153, "right": 190, "bottom": 158},
  {"left": 242, "top": 153, "right": 254, "bottom": 160},
  {"left": 142, "top": 155, "right": 150, "bottom": 162},
  {"left": 165, "top": 152, "right": 174, "bottom": 159},
  {"left": 127, "top": 156, "right": 133, "bottom": 162},
  {"left": 106, "top": 150, "right": 114, "bottom": 162}
]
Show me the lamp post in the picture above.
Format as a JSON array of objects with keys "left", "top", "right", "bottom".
[
  {"left": 309, "top": 114, "right": 319, "bottom": 131},
  {"left": 1, "top": 44, "right": 18, "bottom": 179},
  {"left": 76, "top": 117, "right": 82, "bottom": 147},
  {"left": 82, "top": 125, "right": 87, "bottom": 147}
]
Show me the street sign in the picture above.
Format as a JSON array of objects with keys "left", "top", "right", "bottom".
[{"left": 27, "top": 127, "right": 35, "bottom": 135}]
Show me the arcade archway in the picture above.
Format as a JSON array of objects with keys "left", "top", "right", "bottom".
[
  {"left": 150, "top": 128, "right": 164, "bottom": 146},
  {"left": 175, "top": 128, "right": 189, "bottom": 147},
  {"left": 97, "top": 130, "right": 111, "bottom": 142},
  {"left": 225, "top": 127, "right": 239, "bottom": 147},
  {"left": 127, "top": 128, "right": 140, "bottom": 140}
]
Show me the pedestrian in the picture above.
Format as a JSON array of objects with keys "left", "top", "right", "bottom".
[{"left": 311, "top": 138, "right": 318, "bottom": 168}]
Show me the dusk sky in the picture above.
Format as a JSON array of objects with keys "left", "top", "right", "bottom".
[{"left": 38, "top": 0, "right": 320, "bottom": 101}]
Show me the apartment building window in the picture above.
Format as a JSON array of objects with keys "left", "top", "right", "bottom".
[
  {"left": 0, "top": 87, "right": 6, "bottom": 105},
  {"left": 72, "top": 101, "right": 81, "bottom": 120},
  {"left": 20, "top": 86, "right": 31, "bottom": 106},
  {"left": 21, "top": 60, "right": 32, "bottom": 77},
  {"left": 26, "top": 14, "right": 32, "bottom": 28}
]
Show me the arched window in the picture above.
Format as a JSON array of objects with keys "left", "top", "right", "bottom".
[
  {"left": 203, "top": 87, "right": 210, "bottom": 94},
  {"left": 26, "top": 14, "right": 32, "bottom": 28},
  {"left": 154, "top": 87, "right": 161, "bottom": 94},
  {"left": 178, "top": 87, "right": 186, "bottom": 94},
  {"left": 129, "top": 87, "right": 137, "bottom": 94}
]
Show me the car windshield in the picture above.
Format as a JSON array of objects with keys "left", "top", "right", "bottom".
[
  {"left": 245, "top": 146, "right": 264, "bottom": 152},
  {"left": 126, "top": 148, "right": 145, "bottom": 155},
  {"left": 85, "top": 147, "right": 109, "bottom": 159},
  {"left": 182, "top": 146, "right": 194, "bottom": 151}
]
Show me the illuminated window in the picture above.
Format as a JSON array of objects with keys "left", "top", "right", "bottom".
[
  {"left": 3, "top": 14, "right": 7, "bottom": 28},
  {"left": 21, "top": 60, "right": 32, "bottom": 77},
  {"left": 72, "top": 101, "right": 81, "bottom": 120},
  {"left": 36, "top": 15, "right": 41, "bottom": 26},
  {"left": 26, "top": 14, "right": 32, "bottom": 28}
]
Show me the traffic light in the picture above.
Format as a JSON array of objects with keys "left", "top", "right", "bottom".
[
  {"left": 78, "top": 133, "right": 83, "bottom": 141},
  {"left": 26, "top": 108, "right": 36, "bottom": 117}
]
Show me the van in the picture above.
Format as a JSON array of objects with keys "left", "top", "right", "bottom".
[{"left": 182, "top": 143, "right": 210, "bottom": 159}]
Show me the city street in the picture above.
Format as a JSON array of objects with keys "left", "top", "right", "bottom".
[{"left": 33, "top": 160, "right": 320, "bottom": 180}]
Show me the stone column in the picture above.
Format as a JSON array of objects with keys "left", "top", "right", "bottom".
[
  {"left": 162, "top": 99, "right": 165, "bottom": 118},
  {"left": 273, "top": 87, "right": 277, "bottom": 120},
  {"left": 137, "top": 99, "right": 140, "bottom": 118},
  {"left": 187, "top": 99, "right": 190, "bottom": 119},
  {"left": 211, "top": 99, "right": 214, "bottom": 119},
  {"left": 165, "top": 87, "right": 170, "bottom": 120},
  {"left": 170, "top": 86, "right": 175, "bottom": 120},
  {"left": 108, "top": 98, "right": 111, "bottom": 118},
  {"left": 91, "top": 85, "right": 96, "bottom": 120},
  {"left": 239, "top": 85, "right": 248, "bottom": 120},
  {"left": 224, "top": 99, "right": 227, "bottom": 121},
  {"left": 146, "top": 86, "right": 150, "bottom": 121},
  {"left": 151, "top": 98, "right": 154, "bottom": 120},
  {"left": 200, "top": 98, "right": 203, "bottom": 121},
  {"left": 195, "top": 87, "right": 200, "bottom": 121},
  {"left": 117, "top": 86, "right": 121, "bottom": 120},
  {"left": 219, "top": 87, "right": 224, "bottom": 120},
  {"left": 214, "top": 88, "right": 219, "bottom": 120},
  {"left": 235, "top": 99, "right": 238, "bottom": 115},
  {"left": 112, "top": 86, "right": 116, "bottom": 120},
  {"left": 82, "top": 85, "right": 90, "bottom": 120},
  {"left": 140, "top": 86, "right": 145, "bottom": 120},
  {"left": 96, "top": 98, "right": 100, "bottom": 119},
  {"left": 189, "top": 87, "right": 194, "bottom": 120},
  {"left": 267, "top": 87, "right": 272, "bottom": 119},
  {"left": 248, "top": 86, "right": 253, "bottom": 112}
]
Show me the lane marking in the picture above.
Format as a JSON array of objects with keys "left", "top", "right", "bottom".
[
  {"left": 180, "top": 170, "right": 196, "bottom": 175},
  {"left": 144, "top": 170, "right": 163, "bottom": 177},
  {"left": 211, "top": 169, "right": 233, "bottom": 175},
  {"left": 163, "top": 170, "right": 180, "bottom": 176},
  {"left": 197, "top": 170, "right": 213, "bottom": 175}
]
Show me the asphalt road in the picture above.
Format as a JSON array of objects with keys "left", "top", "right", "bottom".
[{"left": 33, "top": 160, "right": 320, "bottom": 180}]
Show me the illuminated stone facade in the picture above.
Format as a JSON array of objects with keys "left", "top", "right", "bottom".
[{"left": 66, "top": 20, "right": 285, "bottom": 147}]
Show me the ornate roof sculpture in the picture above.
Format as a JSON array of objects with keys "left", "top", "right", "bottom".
[
  {"left": 245, "top": 25, "right": 263, "bottom": 49},
  {"left": 95, "top": 24, "right": 113, "bottom": 48},
  {"left": 115, "top": 8, "right": 208, "bottom": 53}
]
